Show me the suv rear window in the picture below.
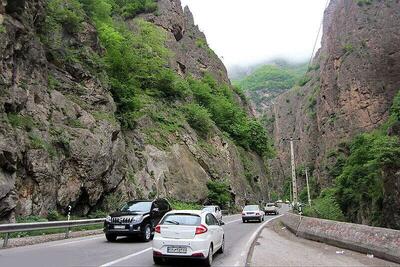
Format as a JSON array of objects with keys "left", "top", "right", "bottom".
[{"left": 161, "top": 214, "right": 201, "bottom": 226}]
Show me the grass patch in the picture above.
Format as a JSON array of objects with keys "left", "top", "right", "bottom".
[
  {"left": 343, "top": 43, "right": 355, "bottom": 54},
  {"left": 196, "top": 38, "right": 208, "bottom": 49},
  {"left": 357, "top": 0, "right": 372, "bottom": 6},
  {"left": 66, "top": 118, "right": 85, "bottom": 128},
  {"left": 197, "top": 139, "right": 217, "bottom": 156},
  {"left": 92, "top": 111, "right": 118, "bottom": 126},
  {"left": 183, "top": 103, "right": 213, "bottom": 137},
  {"left": 168, "top": 199, "right": 202, "bottom": 210},
  {"left": 298, "top": 75, "right": 312, "bottom": 86},
  {"left": 28, "top": 132, "right": 57, "bottom": 157},
  {"left": 7, "top": 113, "right": 35, "bottom": 131},
  {"left": 48, "top": 74, "right": 60, "bottom": 91}
]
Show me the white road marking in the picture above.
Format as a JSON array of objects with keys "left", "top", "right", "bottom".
[
  {"left": 99, "top": 247, "right": 152, "bottom": 267},
  {"left": 48, "top": 236, "right": 104, "bottom": 248},
  {"left": 224, "top": 218, "right": 242, "bottom": 225},
  {"left": 97, "top": 216, "right": 240, "bottom": 266}
]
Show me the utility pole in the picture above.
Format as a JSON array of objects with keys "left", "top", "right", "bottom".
[
  {"left": 305, "top": 168, "right": 311, "bottom": 206},
  {"left": 289, "top": 179, "right": 292, "bottom": 205},
  {"left": 282, "top": 137, "right": 300, "bottom": 207}
]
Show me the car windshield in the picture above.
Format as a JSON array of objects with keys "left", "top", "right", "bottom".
[
  {"left": 244, "top": 205, "right": 259, "bottom": 211},
  {"left": 120, "top": 201, "right": 152, "bottom": 212},
  {"left": 161, "top": 214, "right": 201, "bottom": 226},
  {"left": 202, "top": 207, "right": 215, "bottom": 212}
]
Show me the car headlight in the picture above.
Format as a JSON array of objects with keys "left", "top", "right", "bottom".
[
  {"left": 106, "top": 215, "right": 111, "bottom": 223},
  {"left": 132, "top": 215, "right": 143, "bottom": 223}
]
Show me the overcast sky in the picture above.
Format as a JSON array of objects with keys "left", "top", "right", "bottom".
[{"left": 181, "top": 0, "right": 328, "bottom": 69}]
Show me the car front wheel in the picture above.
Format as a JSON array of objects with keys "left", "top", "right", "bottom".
[
  {"left": 141, "top": 224, "right": 152, "bottom": 242},
  {"left": 105, "top": 234, "right": 117, "bottom": 242}
]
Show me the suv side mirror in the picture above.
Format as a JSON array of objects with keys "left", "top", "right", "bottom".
[{"left": 219, "top": 221, "right": 225, "bottom": 226}]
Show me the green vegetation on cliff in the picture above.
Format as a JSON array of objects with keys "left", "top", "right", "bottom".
[
  {"left": 43, "top": 0, "right": 272, "bottom": 155},
  {"left": 78, "top": 0, "right": 272, "bottom": 157},
  {"left": 232, "top": 63, "right": 307, "bottom": 91},
  {"left": 306, "top": 91, "right": 400, "bottom": 229}
]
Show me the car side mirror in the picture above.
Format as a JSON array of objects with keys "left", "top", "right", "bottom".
[{"left": 219, "top": 221, "right": 225, "bottom": 226}]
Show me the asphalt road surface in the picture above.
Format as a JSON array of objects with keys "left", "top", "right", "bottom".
[
  {"left": 1, "top": 205, "right": 394, "bottom": 267},
  {"left": 0, "top": 213, "right": 278, "bottom": 267}
]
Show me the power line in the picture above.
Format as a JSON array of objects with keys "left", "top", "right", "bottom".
[{"left": 307, "top": 0, "right": 331, "bottom": 70}]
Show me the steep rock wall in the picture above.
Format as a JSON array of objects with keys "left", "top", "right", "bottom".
[
  {"left": 270, "top": 0, "right": 400, "bottom": 197},
  {"left": 0, "top": 0, "right": 269, "bottom": 222}
]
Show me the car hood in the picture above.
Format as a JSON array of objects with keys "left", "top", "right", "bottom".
[{"left": 109, "top": 211, "right": 148, "bottom": 217}]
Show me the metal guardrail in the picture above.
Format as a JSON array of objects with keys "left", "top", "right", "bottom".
[{"left": 0, "top": 218, "right": 105, "bottom": 248}]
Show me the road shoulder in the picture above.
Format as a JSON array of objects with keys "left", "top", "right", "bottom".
[{"left": 248, "top": 218, "right": 395, "bottom": 266}]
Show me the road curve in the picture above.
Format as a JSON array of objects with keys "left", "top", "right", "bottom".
[{"left": 0, "top": 213, "right": 280, "bottom": 267}]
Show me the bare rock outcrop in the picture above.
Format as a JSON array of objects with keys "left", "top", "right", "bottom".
[
  {"left": 0, "top": 0, "right": 268, "bottom": 222},
  {"left": 269, "top": 0, "right": 400, "bottom": 227}
]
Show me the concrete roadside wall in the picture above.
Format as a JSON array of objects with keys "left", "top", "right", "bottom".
[{"left": 280, "top": 213, "right": 400, "bottom": 264}]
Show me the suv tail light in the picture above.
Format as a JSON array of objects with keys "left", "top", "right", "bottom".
[
  {"left": 155, "top": 225, "right": 161, "bottom": 234},
  {"left": 195, "top": 224, "right": 208, "bottom": 235}
]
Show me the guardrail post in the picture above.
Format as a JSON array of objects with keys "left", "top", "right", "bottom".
[
  {"left": 65, "top": 227, "right": 70, "bottom": 239},
  {"left": 3, "top": 233, "right": 9, "bottom": 248}
]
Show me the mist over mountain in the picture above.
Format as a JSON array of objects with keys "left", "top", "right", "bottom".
[{"left": 228, "top": 59, "right": 308, "bottom": 81}]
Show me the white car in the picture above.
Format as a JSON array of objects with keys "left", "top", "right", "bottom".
[
  {"left": 153, "top": 210, "right": 225, "bottom": 266},
  {"left": 264, "top": 203, "right": 279, "bottom": 215},
  {"left": 202, "top": 205, "right": 222, "bottom": 221},
  {"left": 242, "top": 205, "right": 265, "bottom": 223}
]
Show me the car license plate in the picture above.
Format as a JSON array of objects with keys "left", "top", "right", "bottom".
[
  {"left": 114, "top": 225, "right": 125, "bottom": 229},
  {"left": 167, "top": 246, "right": 187, "bottom": 254}
]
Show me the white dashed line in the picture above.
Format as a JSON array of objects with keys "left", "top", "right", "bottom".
[{"left": 99, "top": 247, "right": 152, "bottom": 267}]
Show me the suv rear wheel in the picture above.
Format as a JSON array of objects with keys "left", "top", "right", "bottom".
[{"left": 105, "top": 234, "right": 117, "bottom": 242}]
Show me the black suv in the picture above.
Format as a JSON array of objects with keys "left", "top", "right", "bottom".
[{"left": 104, "top": 199, "right": 171, "bottom": 242}]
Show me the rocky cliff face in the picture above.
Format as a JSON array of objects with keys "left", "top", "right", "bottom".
[
  {"left": 268, "top": 0, "right": 400, "bottom": 226},
  {"left": 0, "top": 0, "right": 269, "bottom": 222}
]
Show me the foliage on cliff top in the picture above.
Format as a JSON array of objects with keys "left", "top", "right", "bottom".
[{"left": 232, "top": 63, "right": 307, "bottom": 91}]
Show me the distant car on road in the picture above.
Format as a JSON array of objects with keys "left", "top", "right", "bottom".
[
  {"left": 242, "top": 205, "right": 265, "bottom": 223},
  {"left": 202, "top": 205, "right": 222, "bottom": 221},
  {"left": 153, "top": 210, "right": 225, "bottom": 266},
  {"left": 104, "top": 199, "right": 171, "bottom": 242},
  {"left": 264, "top": 203, "right": 279, "bottom": 215}
]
